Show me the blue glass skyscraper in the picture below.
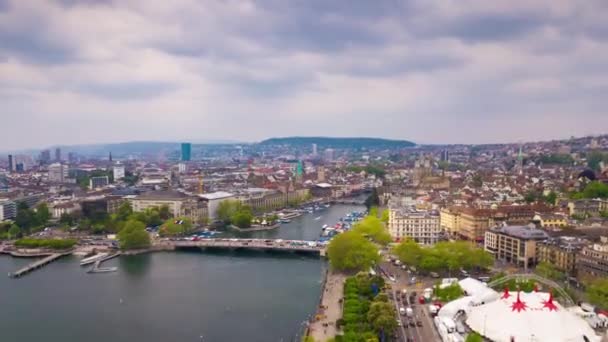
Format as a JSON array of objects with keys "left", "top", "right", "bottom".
[{"left": 181, "top": 143, "right": 192, "bottom": 161}]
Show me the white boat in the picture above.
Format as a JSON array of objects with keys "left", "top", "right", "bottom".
[
  {"left": 80, "top": 253, "right": 109, "bottom": 266},
  {"left": 87, "top": 266, "right": 117, "bottom": 274}
]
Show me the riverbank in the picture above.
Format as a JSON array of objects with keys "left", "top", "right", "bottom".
[
  {"left": 229, "top": 223, "right": 280, "bottom": 232},
  {"left": 308, "top": 270, "right": 346, "bottom": 341}
]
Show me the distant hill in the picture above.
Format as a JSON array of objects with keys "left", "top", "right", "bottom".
[{"left": 259, "top": 137, "right": 415, "bottom": 149}]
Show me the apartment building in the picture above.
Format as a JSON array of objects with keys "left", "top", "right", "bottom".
[
  {"left": 484, "top": 225, "right": 549, "bottom": 270},
  {"left": 388, "top": 207, "right": 441, "bottom": 244},
  {"left": 568, "top": 199, "right": 608, "bottom": 217},
  {"left": 537, "top": 237, "right": 587, "bottom": 274},
  {"left": 439, "top": 207, "right": 461, "bottom": 237},
  {"left": 576, "top": 237, "right": 608, "bottom": 281},
  {"left": 130, "top": 191, "right": 208, "bottom": 222}
]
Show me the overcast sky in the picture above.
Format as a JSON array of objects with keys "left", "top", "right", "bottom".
[{"left": 1, "top": 0, "right": 608, "bottom": 150}]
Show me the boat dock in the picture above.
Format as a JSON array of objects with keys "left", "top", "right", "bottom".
[{"left": 9, "top": 251, "right": 72, "bottom": 278}]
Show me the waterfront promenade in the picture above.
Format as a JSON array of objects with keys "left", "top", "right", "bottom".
[{"left": 309, "top": 270, "right": 346, "bottom": 341}]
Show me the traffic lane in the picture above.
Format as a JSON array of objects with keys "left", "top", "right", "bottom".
[
  {"left": 391, "top": 288, "right": 408, "bottom": 342},
  {"left": 383, "top": 264, "right": 440, "bottom": 342}
]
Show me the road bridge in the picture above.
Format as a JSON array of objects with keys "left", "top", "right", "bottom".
[{"left": 159, "top": 239, "right": 326, "bottom": 256}]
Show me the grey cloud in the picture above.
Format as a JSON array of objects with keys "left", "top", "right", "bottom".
[{"left": 76, "top": 81, "right": 179, "bottom": 100}]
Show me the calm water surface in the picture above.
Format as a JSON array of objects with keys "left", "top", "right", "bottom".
[{"left": 0, "top": 204, "right": 363, "bottom": 342}]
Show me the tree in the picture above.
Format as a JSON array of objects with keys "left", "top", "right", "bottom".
[
  {"left": 392, "top": 239, "right": 424, "bottom": 266},
  {"left": 327, "top": 231, "right": 380, "bottom": 272},
  {"left": 536, "top": 262, "right": 565, "bottom": 281},
  {"left": 35, "top": 203, "right": 51, "bottom": 226},
  {"left": 8, "top": 225, "right": 20, "bottom": 239},
  {"left": 367, "top": 302, "right": 397, "bottom": 337},
  {"left": 15, "top": 203, "right": 37, "bottom": 231},
  {"left": 59, "top": 213, "right": 75, "bottom": 226},
  {"left": 159, "top": 217, "right": 194, "bottom": 236},
  {"left": 544, "top": 191, "right": 557, "bottom": 205},
  {"left": 587, "top": 151, "right": 608, "bottom": 172},
  {"left": 472, "top": 174, "right": 483, "bottom": 188},
  {"left": 216, "top": 200, "right": 241, "bottom": 224},
  {"left": 586, "top": 278, "right": 608, "bottom": 309},
  {"left": 368, "top": 207, "right": 379, "bottom": 218},
  {"left": 465, "top": 332, "right": 483, "bottom": 342},
  {"left": 117, "top": 219, "right": 151, "bottom": 250},
  {"left": 116, "top": 202, "right": 133, "bottom": 221},
  {"left": 232, "top": 210, "right": 253, "bottom": 228},
  {"left": 380, "top": 209, "right": 389, "bottom": 224},
  {"left": 158, "top": 205, "right": 171, "bottom": 220},
  {"left": 364, "top": 188, "right": 380, "bottom": 210},
  {"left": 351, "top": 215, "right": 392, "bottom": 245}
]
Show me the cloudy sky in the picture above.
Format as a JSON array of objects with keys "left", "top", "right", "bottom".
[{"left": 1, "top": 0, "right": 608, "bottom": 150}]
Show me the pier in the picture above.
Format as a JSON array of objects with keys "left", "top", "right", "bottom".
[{"left": 9, "top": 251, "right": 73, "bottom": 278}]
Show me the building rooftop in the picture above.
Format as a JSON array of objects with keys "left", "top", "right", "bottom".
[
  {"left": 490, "top": 224, "right": 549, "bottom": 240},
  {"left": 199, "top": 191, "right": 234, "bottom": 200},
  {"left": 137, "top": 191, "right": 189, "bottom": 200}
]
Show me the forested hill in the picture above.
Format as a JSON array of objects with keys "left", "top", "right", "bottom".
[{"left": 259, "top": 137, "right": 415, "bottom": 149}]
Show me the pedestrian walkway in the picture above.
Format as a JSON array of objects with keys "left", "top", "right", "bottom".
[{"left": 309, "top": 271, "right": 346, "bottom": 341}]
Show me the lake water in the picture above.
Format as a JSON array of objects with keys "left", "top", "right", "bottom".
[{"left": 0, "top": 204, "right": 363, "bottom": 342}]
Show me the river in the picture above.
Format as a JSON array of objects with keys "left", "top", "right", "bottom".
[{"left": 0, "top": 204, "right": 363, "bottom": 342}]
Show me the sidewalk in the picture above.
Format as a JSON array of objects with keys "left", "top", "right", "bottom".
[{"left": 309, "top": 271, "right": 346, "bottom": 342}]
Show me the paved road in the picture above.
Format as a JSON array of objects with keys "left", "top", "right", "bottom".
[{"left": 380, "top": 262, "right": 442, "bottom": 342}]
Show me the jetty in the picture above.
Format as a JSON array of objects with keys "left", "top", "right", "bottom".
[{"left": 9, "top": 251, "right": 73, "bottom": 278}]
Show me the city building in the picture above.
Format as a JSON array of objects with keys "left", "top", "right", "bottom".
[
  {"left": 459, "top": 208, "right": 493, "bottom": 242},
  {"left": 199, "top": 192, "right": 236, "bottom": 220},
  {"left": 576, "top": 237, "right": 608, "bottom": 281},
  {"left": 8, "top": 154, "right": 13, "bottom": 172},
  {"left": 130, "top": 191, "right": 208, "bottom": 222},
  {"left": 568, "top": 199, "right": 608, "bottom": 217},
  {"left": 48, "top": 163, "right": 68, "bottom": 183},
  {"left": 324, "top": 148, "right": 335, "bottom": 161},
  {"left": 439, "top": 207, "right": 461, "bottom": 237},
  {"left": 89, "top": 176, "right": 109, "bottom": 189},
  {"left": 484, "top": 225, "right": 549, "bottom": 270},
  {"left": 113, "top": 163, "right": 125, "bottom": 181},
  {"left": 537, "top": 237, "right": 587, "bottom": 274},
  {"left": 55, "top": 147, "right": 61, "bottom": 161},
  {"left": 0, "top": 199, "right": 17, "bottom": 221},
  {"left": 312, "top": 143, "right": 318, "bottom": 156},
  {"left": 39, "top": 150, "right": 51, "bottom": 165},
  {"left": 533, "top": 213, "right": 568, "bottom": 229},
  {"left": 388, "top": 207, "right": 441, "bottom": 244},
  {"left": 50, "top": 201, "right": 80, "bottom": 219},
  {"left": 181, "top": 143, "right": 192, "bottom": 162}
]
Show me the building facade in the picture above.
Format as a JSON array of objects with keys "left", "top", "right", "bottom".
[
  {"left": 388, "top": 208, "right": 441, "bottom": 244},
  {"left": 48, "top": 163, "right": 68, "bottom": 183},
  {"left": 576, "top": 237, "right": 608, "bottom": 281},
  {"left": 0, "top": 199, "right": 16, "bottom": 221},
  {"left": 181, "top": 143, "right": 192, "bottom": 162},
  {"left": 536, "top": 237, "right": 585, "bottom": 274},
  {"left": 484, "top": 225, "right": 549, "bottom": 270},
  {"left": 89, "top": 176, "right": 109, "bottom": 189}
]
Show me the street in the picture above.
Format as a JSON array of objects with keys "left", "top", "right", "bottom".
[{"left": 380, "top": 261, "right": 442, "bottom": 342}]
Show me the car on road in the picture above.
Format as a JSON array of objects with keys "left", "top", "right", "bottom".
[
  {"left": 399, "top": 307, "right": 406, "bottom": 316},
  {"left": 396, "top": 319, "right": 402, "bottom": 327},
  {"left": 408, "top": 319, "right": 416, "bottom": 327}
]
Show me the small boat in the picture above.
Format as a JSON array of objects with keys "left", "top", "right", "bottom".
[
  {"left": 80, "top": 253, "right": 109, "bottom": 266},
  {"left": 87, "top": 266, "right": 117, "bottom": 274},
  {"left": 279, "top": 219, "right": 291, "bottom": 224},
  {"left": 314, "top": 216, "right": 322, "bottom": 221}
]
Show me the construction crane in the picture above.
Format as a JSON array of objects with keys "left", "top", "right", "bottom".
[{"left": 198, "top": 173, "right": 204, "bottom": 195}]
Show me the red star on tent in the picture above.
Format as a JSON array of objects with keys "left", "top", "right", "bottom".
[
  {"left": 501, "top": 287, "right": 511, "bottom": 299},
  {"left": 511, "top": 291, "right": 528, "bottom": 313},
  {"left": 542, "top": 291, "right": 558, "bottom": 312}
]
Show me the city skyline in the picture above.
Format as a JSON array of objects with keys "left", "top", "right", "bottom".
[{"left": 2, "top": 0, "right": 608, "bottom": 149}]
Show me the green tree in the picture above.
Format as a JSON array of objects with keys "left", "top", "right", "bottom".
[
  {"left": 351, "top": 215, "right": 392, "bottom": 245},
  {"left": 581, "top": 181, "right": 608, "bottom": 199},
  {"left": 232, "top": 210, "right": 253, "bottom": 228},
  {"left": 535, "top": 262, "right": 565, "bottom": 281},
  {"left": 465, "top": 332, "right": 483, "bottom": 342},
  {"left": 8, "top": 225, "right": 21, "bottom": 239},
  {"left": 367, "top": 302, "right": 397, "bottom": 337},
  {"left": 586, "top": 278, "right": 608, "bottom": 309},
  {"left": 158, "top": 204, "right": 171, "bottom": 220},
  {"left": 364, "top": 188, "right": 380, "bottom": 210},
  {"left": 216, "top": 200, "right": 241, "bottom": 224},
  {"left": 117, "top": 219, "right": 151, "bottom": 250},
  {"left": 35, "top": 203, "right": 51, "bottom": 226},
  {"left": 368, "top": 207, "right": 379, "bottom": 218},
  {"left": 472, "top": 174, "right": 483, "bottom": 188},
  {"left": 15, "top": 202, "right": 37, "bottom": 231},
  {"left": 380, "top": 209, "right": 389, "bottom": 224},
  {"left": 327, "top": 231, "right": 380, "bottom": 272},
  {"left": 392, "top": 239, "right": 424, "bottom": 266},
  {"left": 116, "top": 202, "right": 133, "bottom": 221},
  {"left": 544, "top": 191, "right": 557, "bottom": 205},
  {"left": 587, "top": 151, "right": 608, "bottom": 172},
  {"left": 59, "top": 213, "right": 75, "bottom": 226},
  {"left": 159, "top": 217, "right": 194, "bottom": 236}
]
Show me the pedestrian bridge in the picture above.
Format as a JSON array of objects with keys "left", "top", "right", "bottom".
[
  {"left": 488, "top": 273, "right": 575, "bottom": 306},
  {"left": 159, "top": 239, "right": 326, "bottom": 256}
]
